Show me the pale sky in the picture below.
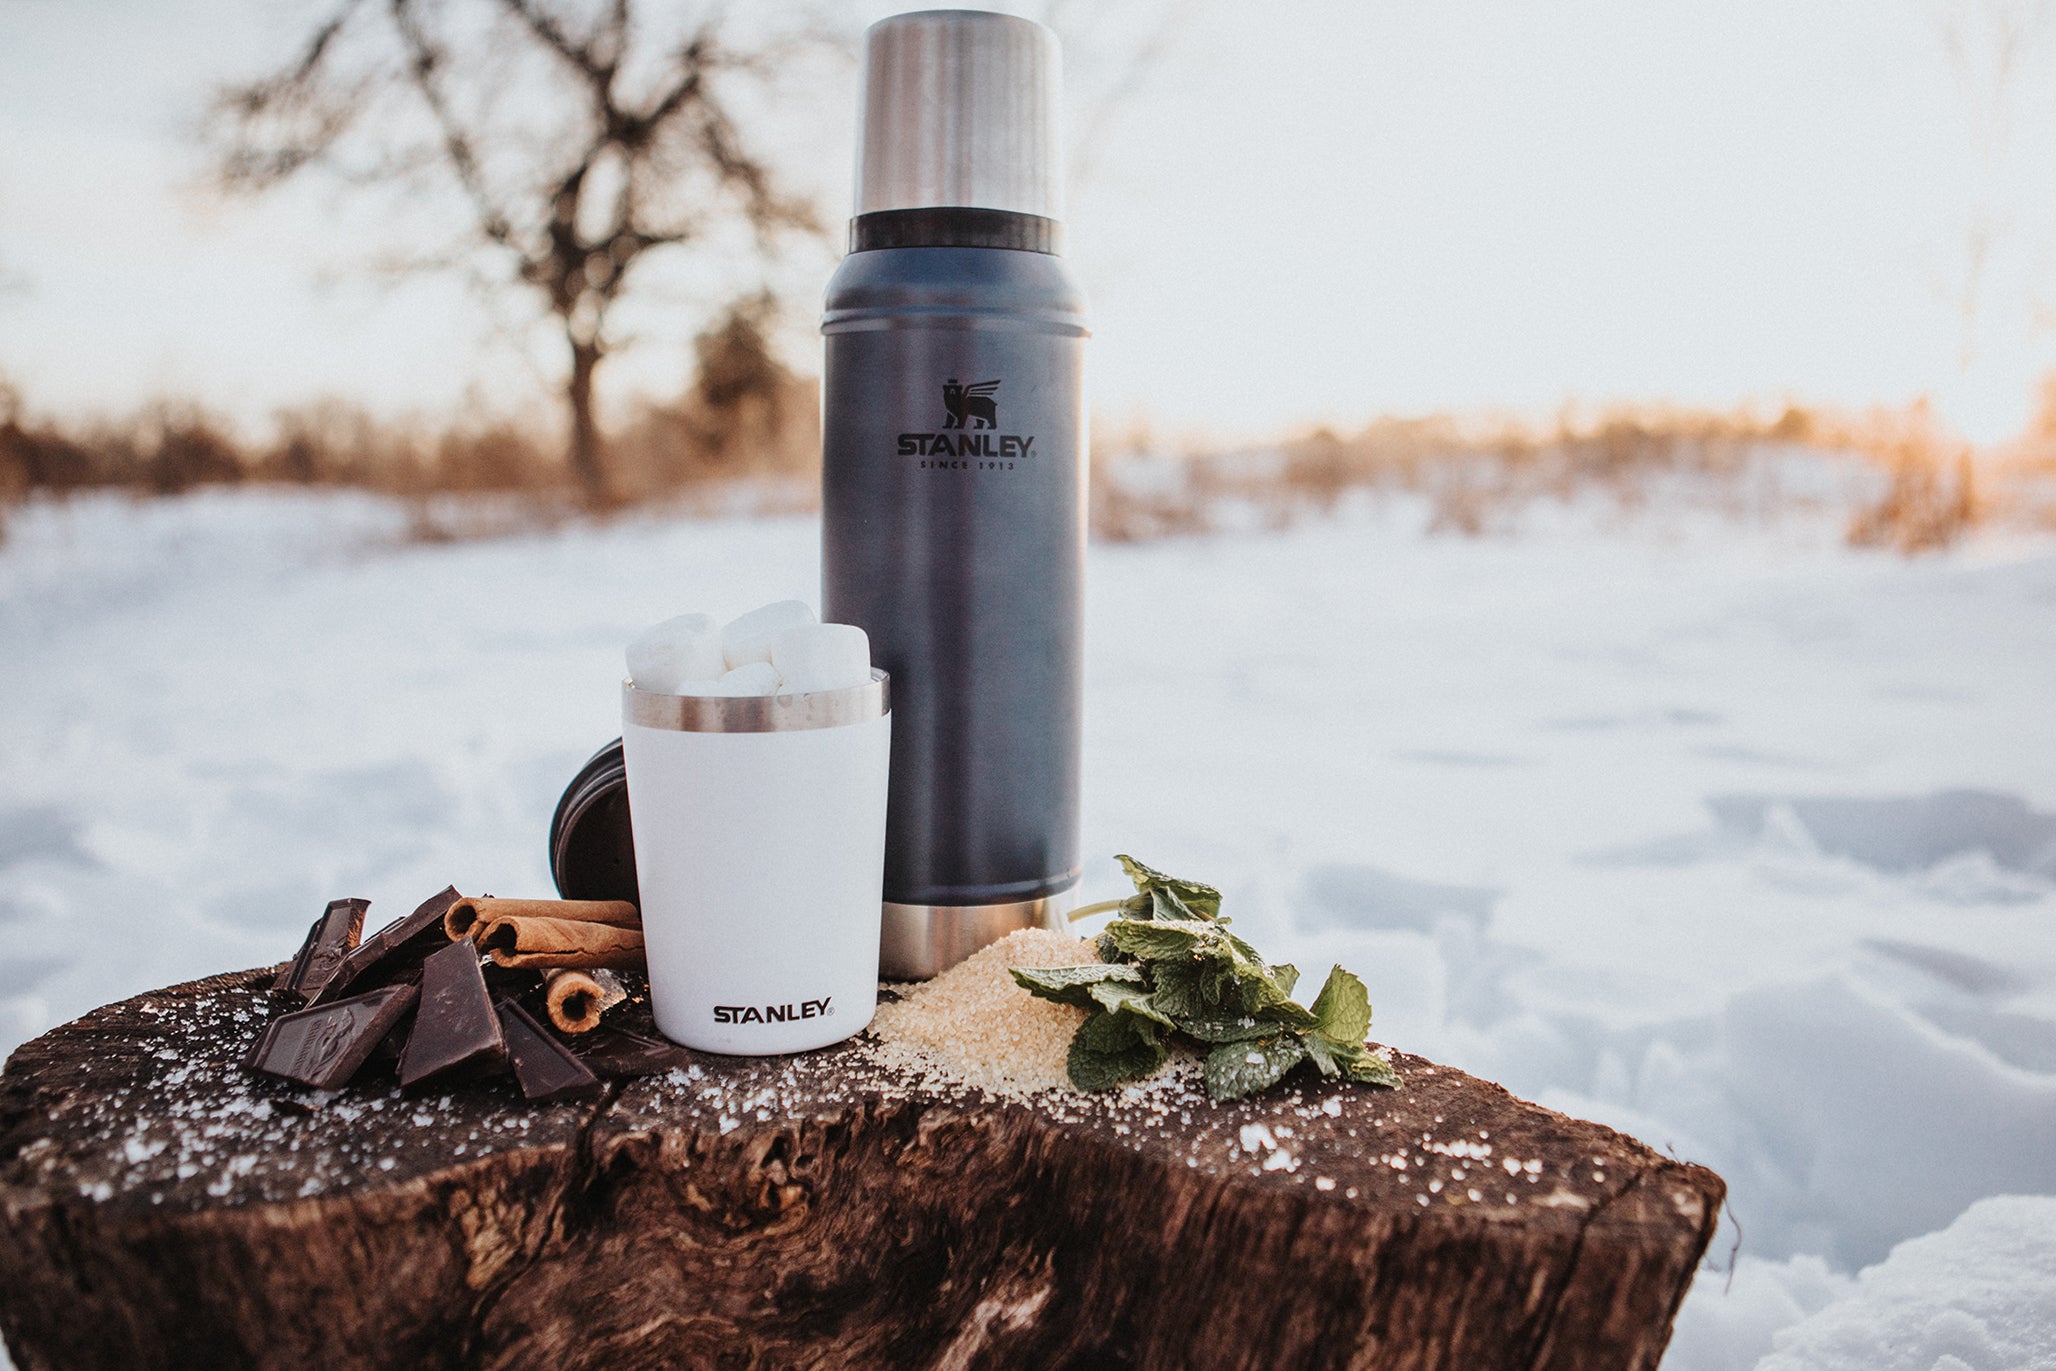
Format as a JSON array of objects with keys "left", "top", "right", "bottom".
[{"left": 3, "top": 0, "right": 2054, "bottom": 444}]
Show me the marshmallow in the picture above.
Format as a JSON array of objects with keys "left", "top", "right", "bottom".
[
  {"left": 721, "top": 600, "right": 816, "bottom": 669},
  {"left": 627, "top": 613, "right": 725, "bottom": 693},
  {"left": 675, "top": 661, "right": 784, "bottom": 697},
  {"left": 772, "top": 623, "right": 874, "bottom": 694}
]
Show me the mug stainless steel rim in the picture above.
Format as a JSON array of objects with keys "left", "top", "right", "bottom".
[{"left": 624, "top": 670, "right": 890, "bottom": 733}]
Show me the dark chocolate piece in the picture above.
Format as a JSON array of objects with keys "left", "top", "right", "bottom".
[
  {"left": 495, "top": 999, "right": 604, "bottom": 1103},
  {"left": 249, "top": 983, "right": 419, "bottom": 1091},
  {"left": 272, "top": 898, "right": 368, "bottom": 1002},
  {"left": 570, "top": 1026, "right": 695, "bottom": 1079},
  {"left": 317, "top": 886, "right": 463, "bottom": 1003},
  {"left": 397, "top": 939, "right": 507, "bottom": 1090},
  {"left": 481, "top": 961, "right": 541, "bottom": 1001},
  {"left": 371, "top": 1019, "right": 409, "bottom": 1063}
]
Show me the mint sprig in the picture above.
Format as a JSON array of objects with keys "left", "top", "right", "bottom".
[{"left": 1009, "top": 854, "right": 1401, "bottom": 1102}]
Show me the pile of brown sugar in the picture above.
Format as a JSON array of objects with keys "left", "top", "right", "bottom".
[{"left": 867, "top": 928, "right": 1102, "bottom": 1098}]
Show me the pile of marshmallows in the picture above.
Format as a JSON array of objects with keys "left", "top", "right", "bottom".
[{"left": 627, "top": 600, "right": 874, "bottom": 697}]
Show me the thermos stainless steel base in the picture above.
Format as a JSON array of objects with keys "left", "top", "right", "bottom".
[{"left": 880, "top": 891, "right": 1074, "bottom": 981}]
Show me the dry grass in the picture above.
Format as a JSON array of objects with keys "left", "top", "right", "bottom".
[
  {"left": 1090, "top": 391, "right": 2056, "bottom": 553},
  {"left": 1829, "top": 406, "right": 1982, "bottom": 554},
  {"left": 1089, "top": 404, "right": 1807, "bottom": 543},
  {"left": 0, "top": 305, "right": 821, "bottom": 542},
  {"left": 9, "top": 368, "right": 2055, "bottom": 557}
]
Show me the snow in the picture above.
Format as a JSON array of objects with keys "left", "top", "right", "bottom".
[
  {"left": 3, "top": 481, "right": 2055, "bottom": 1368},
  {"left": 1754, "top": 1197, "right": 2056, "bottom": 1371}
]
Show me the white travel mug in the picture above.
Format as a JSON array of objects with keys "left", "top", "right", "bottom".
[{"left": 620, "top": 674, "right": 890, "bottom": 1054}]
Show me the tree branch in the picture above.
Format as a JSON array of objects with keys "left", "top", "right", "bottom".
[
  {"left": 499, "top": 0, "right": 610, "bottom": 92},
  {"left": 210, "top": 0, "right": 371, "bottom": 191},
  {"left": 694, "top": 99, "right": 821, "bottom": 240},
  {"left": 623, "top": 30, "right": 715, "bottom": 145},
  {"left": 387, "top": 0, "right": 518, "bottom": 249}
]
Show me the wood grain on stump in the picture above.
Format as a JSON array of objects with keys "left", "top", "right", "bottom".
[{"left": 0, "top": 967, "right": 1724, "bottom": 1371}]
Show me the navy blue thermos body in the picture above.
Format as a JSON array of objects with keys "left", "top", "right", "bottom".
[{"left": 822, "top": 11, "right": 1087, "bottom": 978}]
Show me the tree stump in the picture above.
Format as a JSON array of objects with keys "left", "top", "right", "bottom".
[{"left": 0, "top": 967, "right": 1723, "bottom": 1371}]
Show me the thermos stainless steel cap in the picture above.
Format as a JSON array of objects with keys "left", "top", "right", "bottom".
[{"left": 856, "top": 10, "right": 1063, "bottom": 220}]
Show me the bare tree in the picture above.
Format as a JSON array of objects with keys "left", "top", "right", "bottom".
[{"left": 211, "top": 0, "right": 821, "bottom": 504}]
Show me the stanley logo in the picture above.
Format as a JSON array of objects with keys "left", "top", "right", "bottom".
[
  {"left": 897, "top": 377, "right": 1035, "bottom": 461},
  {"left": 942, "top": 378, "right": 1000, "bottom": 429},
  {"left": 713, "top": 998, "right": 833, "bottom": 1025}
]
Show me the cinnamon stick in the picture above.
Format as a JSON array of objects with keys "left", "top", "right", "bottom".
[
  {"left": 476, "top": 914, "right": 646, "bottom": 971},
  {"left": 445, "top": 897, "right": 640, "bottom": 943},
  {"left": 544, "top": 968, "right": 627, "bottom": 1034}
]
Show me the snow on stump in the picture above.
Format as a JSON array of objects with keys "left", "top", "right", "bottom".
[{"left": 0, "top": 967, "right": 1724, "bottom": 1370}]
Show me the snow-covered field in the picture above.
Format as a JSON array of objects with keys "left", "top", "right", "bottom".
[{"left": 3, "top": 483, "right": 2053, "bottom": 1369}]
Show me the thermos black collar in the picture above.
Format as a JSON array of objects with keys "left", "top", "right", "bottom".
[{"left": 849, "top": 208, "right": 1061, "bottom": 255}]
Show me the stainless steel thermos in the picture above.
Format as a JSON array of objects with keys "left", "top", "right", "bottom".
[{"left": 822, "top": 11, "right": 1088, "bottom": 978}]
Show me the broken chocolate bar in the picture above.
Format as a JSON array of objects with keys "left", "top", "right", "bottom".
[
  {"left": 316, "top": 885, "right": 463, "bottom": 1004},
  {"left": 495, "top": 998, "right": 604, "bottom": 1104},
  {"left": 272, "top": 897, "right": 368, "bottom": 1003},
  {"left": 570, "top": 1026, "right": 694, "bottom": 1079},
  {"left": 398, "top": 938, "right": 507, "bottom": 1090},
  {"left": 249, "top": 983, "right": 419, "bottom": 1091}
]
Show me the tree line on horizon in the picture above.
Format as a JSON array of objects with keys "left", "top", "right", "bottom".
[
  {"left": 8, "top": 380, "right": 2046, "bottom": 558},
  {"left": 0, "top": 290, "right": 813, "bottom": 510}
]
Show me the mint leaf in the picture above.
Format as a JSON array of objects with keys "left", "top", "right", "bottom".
[
  {"left": 1067, "top": 1008, "right": 1168, "bottom": 1091},
  {"left": 1149, "top": 886, "right": 1208, "bottom": 922},
  {"left": 1232, "top": 958, "right": 1318, "bottom": 1027},
  {"left": 1316, "top": 1032, "right": 1365, "bottom": 1062},
  {"left": 1344, "top": 1052, "right": 1401, "bottom": 1088},
  {"left": 1304, "top": 1033, "right": 1401, "bottom": 1088},
  {"left": 1009, "top": 963, "right": 1146, "bottom": 1008},
  {"left": 1089, "top": 979, "right": 1176, "bottom": 1027},
  {"left": 1145, "top": 959, "right": 1204, "bottom": 1016},
  {"left": 1174, "top": 1013, "right": 1275, "bottom": 1043},
  {"left": 1225, "top": 931, "right": 1268, "bottom": 966},
  {"left": 1021, "top": 856, "right": 1400, "bottom": 1102},
  {"left": 1116, "top": 853, "right": 1224, "bottom": 919},
  {"left": 1203, "top": 1034, "right": 1307, "bottom": 1102},
  {"left": 1301, "top": 1032, "right": 1343, "bottom": 1077},
  {"left": 1208, "top": 933, "right": 1312, "bottom": 1025},
  {"left": 1308, "top": 965, "right": 1372, "bottom": 1047},
  {"left": 1103, "top": 918, "right": 1223, "bottom": 963},
  {"left": 1148, "top": 958, "right": 1242, "bottom": 1018}
]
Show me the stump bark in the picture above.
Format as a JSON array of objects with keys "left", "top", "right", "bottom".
[{"left": 0, "top": 968, "right": 1723, "bottom": 1371}]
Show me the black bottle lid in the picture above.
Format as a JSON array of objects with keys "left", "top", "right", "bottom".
[{"left": 548, "top": 739, "right": 639, "bottom": 906}]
